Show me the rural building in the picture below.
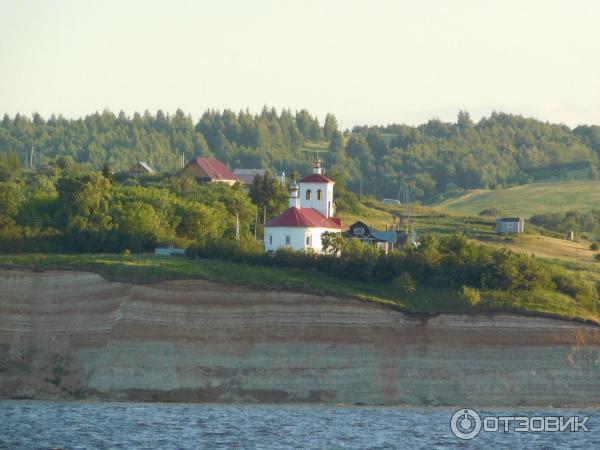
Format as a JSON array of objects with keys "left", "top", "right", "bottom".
[
  {"left": 180, "top": 157, "right": 237, "bottom": 185},
  {"left": 264, "top": 159, "right": 342, "bottom": 253},
  {"left": 234, "top": 168, "right": 266, "bottom": 185},
  {"left": 344, "top": 221, "right": 410, "bottom": 252},
  {"left": 495, "top": 217, "right": 525, "bottom": 234},
  {"left": 130, "top": 161, "right": 155, "bottom": 176},
  {"left": 154, "top": 243, "right": 186, "bottom": 256}
]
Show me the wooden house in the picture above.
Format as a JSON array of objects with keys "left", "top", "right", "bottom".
[
  {"left": 343, "top": 221, "right": 408, "bottom": 252},
  {"left": 130, "top": 161, "right": 155, "bottom": 177},
  {"left": 180, "top": 157, "right": 237, "bottom": 185}
]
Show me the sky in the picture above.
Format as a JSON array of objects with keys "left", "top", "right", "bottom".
[{"left": 1, "top": 0, "right": 599, "bottom": 128}]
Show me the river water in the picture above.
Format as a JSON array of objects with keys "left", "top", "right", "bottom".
[{"left": 0, "top": 401, "right": 598, "bottom": 449}]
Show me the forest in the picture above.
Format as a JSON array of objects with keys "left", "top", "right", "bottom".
[
  {"left": 0, "top": 156, "right": 289, "bottom": 253},
  {"left": 1, "top": 109, "right": 599, "bottom": 201}
]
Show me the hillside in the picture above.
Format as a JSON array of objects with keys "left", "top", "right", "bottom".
[
  {"left": 2, "top": 110, "right": 600, "bottom": 201},
  {"left": 434, "top": 180, "right": 600, "bottom": 217},
  {"left": 338, "top": 197, "right": 600, "bottom": 275}
]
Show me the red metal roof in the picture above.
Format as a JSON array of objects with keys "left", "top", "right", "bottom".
[
  {"left": 195, "top": 157, "right": 237, "bottom": 181},
  {"left": 299, "top": 173, "right": 334, "bottom": 183},
  {"left": 265, "top": 207, "right": 342, "bottom": 229}
]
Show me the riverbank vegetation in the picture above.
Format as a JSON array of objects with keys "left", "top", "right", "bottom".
[{"left": 0, "top": 252, "right": 598, "bottom": 324}]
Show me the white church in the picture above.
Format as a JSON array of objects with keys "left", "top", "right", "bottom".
[{"left": 264, "top": 159, "right": 342, "bottom": 253}]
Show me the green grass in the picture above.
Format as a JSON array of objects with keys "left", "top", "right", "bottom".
[
  {"left": 339, "top": 198, "right": 497, "bottom": 237},
  {"left": 0, "top": 253, "right": 598, "bottom": 324},
  {"left": 434, "top": 180, "right": 600, "bottom": 217}
]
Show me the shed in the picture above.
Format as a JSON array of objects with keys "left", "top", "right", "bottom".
[{"left": 495, "top": 217, "right": 525, "bottom": 234}]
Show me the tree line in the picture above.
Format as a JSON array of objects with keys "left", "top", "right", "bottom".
[
  {"left": 1, "top": 109, "right": 600, "bottom": 202},
  {"left": 0, "top": 158, "right": 289, "bottom": 253}
]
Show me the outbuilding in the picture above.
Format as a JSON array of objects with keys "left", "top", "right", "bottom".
[{"left": 495, "top": 217, "right": 525, "bottom": 234}]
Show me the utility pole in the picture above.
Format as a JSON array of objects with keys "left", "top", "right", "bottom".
[
  {"left": 30, "top": 142, "right": 36, "bottom": 169},
  {"left": 400, "top": 174, "right": 414, "bottom": 238},
  {"left": 254, "top": 210, "right": 258, "bottom": 240},
  {"left": 235, "top": 211, "right": 240, "bottom": 241}
]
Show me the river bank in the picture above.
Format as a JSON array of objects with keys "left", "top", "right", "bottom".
[{"left": 1, "top": 268, "right": 599, "bottom": 406}]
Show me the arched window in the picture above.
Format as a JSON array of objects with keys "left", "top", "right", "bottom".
[
  {"left": 317, "top": 189, "right": 322, "bottom": 200},
  {"left": 306, "top": 189, "right": 312, "bottom": 200}
]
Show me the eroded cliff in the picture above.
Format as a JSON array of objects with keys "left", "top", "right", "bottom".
[{"left": 1, "top": 269, "right": 599, "bottom": 406}]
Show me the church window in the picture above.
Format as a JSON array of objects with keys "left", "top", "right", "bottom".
[
  {"left": 285, "top": 235, "right": 291, "bottom": 245},
  {"left": 306, "top": 189, "right": 312, "bottom": 200},
  {"left": 306, "top": 235, "right": 311, "bottom": 246},
  {"left": 317, "top": 189, "right": 322, "bottom": 200}
]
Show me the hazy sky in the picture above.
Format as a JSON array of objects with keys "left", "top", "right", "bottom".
[{"left": 1, "top": 0, "right": 599, "bottom": 127}]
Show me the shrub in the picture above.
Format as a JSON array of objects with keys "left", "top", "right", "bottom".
[
  {"left": 596, "top": 254, "right": 600, "bottom": 262},
  {"left": 393, "top": 273, "right": 417, "bottom": 296},
  {"left": 479, "top": 207, "right": 504, "bottom": 217},
  {"left": 460, "top": 286, "right": 481, "bottom": 306},
  {"left": 590, "top": 242, "right": 599, "bottom": 251}
]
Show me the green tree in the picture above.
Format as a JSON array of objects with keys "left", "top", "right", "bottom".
[
  {"left": 249, "top": 171, "right": 288, "bottom": 222},
  {"left": 323, "top": 113, "right": 338, "bottom": 140},
  {"left": 0, "top": 180, "right": 25, "bottom": 217},
  {"left": 57, "top": 174, "right": 113, "bottom": 231}
]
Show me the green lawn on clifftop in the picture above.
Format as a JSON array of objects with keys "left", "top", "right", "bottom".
[{"left": 1, "top": 253, "right": 598, "bottom": 325}]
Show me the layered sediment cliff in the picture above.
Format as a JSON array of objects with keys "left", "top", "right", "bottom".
[{"left": 1, "top": 269, "right": 599, "bottom": 406}]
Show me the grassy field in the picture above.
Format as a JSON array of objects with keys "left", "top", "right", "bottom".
[
  {"left": 0, "top": 253, "right": 598, "bottom": 324},
  {"left": 475, "top": 234, "right": 598, "bottom": 264},
  {"left": 337, "top": 197, "right": 600, "bottom": 275},
  {"left": 434, "top": 180, "right": 600, "bottom": 217}
]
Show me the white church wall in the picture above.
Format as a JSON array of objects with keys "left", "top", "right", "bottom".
[
  {"left": 298, "top": 182, "right": 334, "bottom": 217},
  {"left": 264, "top": 226, "right": 340, "bottom": 253}
]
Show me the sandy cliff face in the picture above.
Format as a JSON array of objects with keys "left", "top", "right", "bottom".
[{"left": 0, "top": 269, "right": 599, "bottom": 406}]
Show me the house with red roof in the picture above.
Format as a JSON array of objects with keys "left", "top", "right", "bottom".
[
  {"left": 264, "top": 159, "right": 342, "bottom": 253},
  {"left": 180, "top": 157, "right": 238, "bottom": 185}
]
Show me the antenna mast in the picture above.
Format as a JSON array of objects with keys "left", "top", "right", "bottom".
[
  {"left": 29, "top": 142, "right": 38, "bottom": 169},
  {"left": 400, "top": 175, "right": 414, "bottom": 234}
]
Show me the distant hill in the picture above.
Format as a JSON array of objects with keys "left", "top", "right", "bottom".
[
  {"left": 434, "top": 180, "right": 600, "bottom": 217},
  {"left": 1, "top": 109, "right": 599, "bottom": 199}
]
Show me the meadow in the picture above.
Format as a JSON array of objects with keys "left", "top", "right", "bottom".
[{"left": 434, "top": 180, "right": 600, "bottom": 217}]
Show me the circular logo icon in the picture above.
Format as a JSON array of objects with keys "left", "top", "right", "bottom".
[{"left": 450, "top": 408, "right": 482, "bottom": 440}]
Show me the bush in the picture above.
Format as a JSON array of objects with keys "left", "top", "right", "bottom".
[
  {"left": 596, "top": 254, "right": 600, "bottom": 262},
  {"left": 590, "top": 242, "right": 599, "bottom": 251},
  {"left": 393, "top": 273, "right": 417, "bottom": 296},
  {"left": 460, "top": 286, "right": 481, "bottom": 306},
  {"left": 184, "top": 232, "right": 587, "bottom": 301},
  {"left": 479, "top": 207, "right": 504, "bottom": 217}
]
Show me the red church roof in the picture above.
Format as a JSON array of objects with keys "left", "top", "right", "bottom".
[
  {"left": 265, "top": 207, "right": 342, "bottom": 229},
  {"left": 299, "top": 173, "right": 334, "bottom": 183},
  {"left": 194, "top": 157, "right": 237, "bottom": 181}
]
